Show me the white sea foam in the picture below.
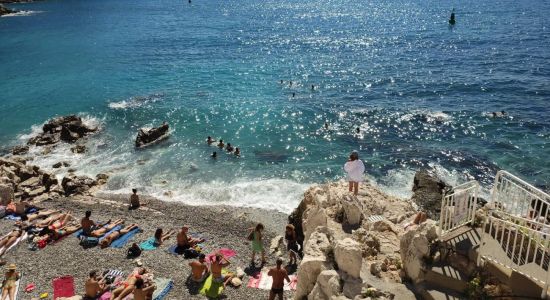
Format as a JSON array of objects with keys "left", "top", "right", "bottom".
[
  {"left": 1, "top": 10, "right": 41, "bottom": 17},
  {"left": 103, "top": 178, "right": 310, "bottom": 213},
  {"left": 108, "top": 93, "right": 164, "bottom": 110}
]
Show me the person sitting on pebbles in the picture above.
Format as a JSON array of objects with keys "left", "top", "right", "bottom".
[
  {"left": 189, "top": 254, "right": 209, "bottom": 282},
  {"left": 211, "top": 253, "right": 234, "bottom": 287},
  {"left": 153, "top": 228, "right": 176, "bottom": 247},
  {"left": 100, "top": 224, "right": 139, "bottom": 249},
  {"left": 129, "top": 188, "right": 141, "bottom": 210},
  {"left": 84, "top": 270, "right": 107, "bottom": 300},
  {"left": 176, "top": 226, "right": 204, "bottom": 252},
  {"left": 133, "top": 277, "right": 156, "bottom": 300}
]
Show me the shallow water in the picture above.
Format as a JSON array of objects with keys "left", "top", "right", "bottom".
[{"left": 1, "top": 0, "right": 549, "bottom": 211}]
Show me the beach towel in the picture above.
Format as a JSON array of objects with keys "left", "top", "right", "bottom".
[
  {"left": 246, "top": 271, "right": 298, "bottom": 290},
  {"left": 199, "top": 274, "right": 225, "bottom": 298},
  {"left": 139, "top": 237, "right": 158, "bottom": 251},
  {"left": 52, "top": 276, "right": 75, "bottom": 299},
  {"left": 152, "top": 277, "right": 173, "bottom": 300},
  {"left": 206, "top": 248, "right": 237, "bottom": 262},
  {"left": 98, "top": 291, "right": 111, "bottom": 300},
  {"left": 4, "top": 214, "right": 21, "bottom": 221},
  {"left": 0, "top": 232, "right": 28, "bottom": 255},
  {"left": 111, "top": 227, "right": 140, "bottom": 248}
]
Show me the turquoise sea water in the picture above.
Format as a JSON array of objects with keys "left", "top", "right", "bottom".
[{"left": 1, "top": 0, "right": 549, "bottom": 211}]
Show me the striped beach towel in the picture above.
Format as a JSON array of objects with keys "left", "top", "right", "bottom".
[{"left": 247, "top": 271, "right": 298, "bottom": 290}]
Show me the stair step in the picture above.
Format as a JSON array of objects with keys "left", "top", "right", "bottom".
[
  {"left": 425, "top": 263, "right": 469, "bottom": 293},
  {"left": 420, "top": 284, "right": 467, "bottom": 300}
]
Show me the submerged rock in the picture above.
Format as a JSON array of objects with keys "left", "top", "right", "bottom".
[
  {"left": 135, "top": 122, "right": 170, "bottom": 148},
  {"left": 0, "top": 4, "right": 16, "bottom": 15}
]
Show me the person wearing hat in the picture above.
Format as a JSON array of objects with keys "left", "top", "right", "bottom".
[
  {"left": 343, "top": 150, "right": 365, "bottom": 196},
  {"left": 1, "top": 264, "right": 19, "bottom": 300}
]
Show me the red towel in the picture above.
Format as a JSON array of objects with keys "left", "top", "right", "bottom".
[
  {"left": 53, "top": 276, "right": 75, "bottom": 299},
  {"left": 206, "top": 248, "right": 237, "bottom": 263}
]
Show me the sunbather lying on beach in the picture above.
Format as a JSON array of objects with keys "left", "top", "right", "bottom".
[
  {"left": 153, "top": 228, "right": 175, "bottom": 247},
  {"left": 110, "top": 267, "right": 148, "bottom": 300},
  {"left": 15, "top": 209, "right": 58, "bottom": 224},
  {"left": 34, "top": 213, "right": 66, "bottom": 228},
  {"left": 0, "top": 229, "right": 23, "bottom": 256},
  {"left": 100, "top": 224, "right": 139, "bottom": 249},
  {"left": 89, "top": 219, "right": 124, "bottom": 237},
  {"left": 176, "top": 226, "right": 204, "bottom": 250}
]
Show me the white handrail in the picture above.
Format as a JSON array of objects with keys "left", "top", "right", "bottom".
[
  {"left": 478, "top": 215, "right": 550, "bottom": 298},
  {"left": 439, "top": 180, "right": 479, "bottom": 237},
  {"left": 491, "top": 171, "right": 550, "bottom": 226}
]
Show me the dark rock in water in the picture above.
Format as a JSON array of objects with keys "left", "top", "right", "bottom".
[
  {"left": 42, "top": 115, "right": 81, "bottom": 134},
  {"left": 70, "top": 144, "right": 86, "bottom": 153},
  {"left": 11, "top": 145, "right": 29, "bottom": 155},
  {"left": 0, "top": 4, "right": 16, "bottom": 15},
  {"left": 411, "top": 169, "right": 451, "bottom": 219},
  {"left": 61, "top": 174, "right": 97, "bottom": 196},
  {"left": 28, "top": 115, "right": 97, "bottom": 146},
  {"left": 135, "top": 122, "right": 170, "bottom": 148}
]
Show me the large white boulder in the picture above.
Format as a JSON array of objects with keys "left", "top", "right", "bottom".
[
  {"left": 341, "top": 195, "right": 362, "bottom": 226},
  {"left": 399, "top": 220, "right": 438, "bottom": 283},
  {"left": 308, "top": 270, "right": 342, "bottom": 300},
  {"left": 295, "top": 230, "right": 333, "bottom": 299},
  {"left": 303, "top": 205, "right": 328, "bottom": 243},
  {"left": 335, "top": 238, "right": 362, "bottom": 278}
]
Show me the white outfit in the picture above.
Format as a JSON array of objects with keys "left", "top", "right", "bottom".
[{"left": 344, "top": 159, "right": 365, "bottom": 182}]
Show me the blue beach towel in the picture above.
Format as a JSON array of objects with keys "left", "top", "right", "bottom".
[
  {"left": 139, "top": 237, "right": 158, "bottom": 251},
  {"left": 4, "top": 214, "right": 20, "bottom": 221},
  {"left": 111, "top": 227, "right": 141, "bottom": 248},
  {"left": 152, "top": 277, "right": 173, "bottom": 300}
]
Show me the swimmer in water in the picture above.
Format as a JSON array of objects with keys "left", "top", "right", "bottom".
[
  {"left": 355, "top": 127, "right": 360, "bottom": 134},
  {"left": 217, "top": 139, "right": 225, "bottom": 148},
  {"left": 292, "top": 92, "right": 295, "bottom": 98},
  {"left": 311, "top": 84, "right": 315, "bottom": 90},
  {"left": 234, "top": 148, "right": 240, "bottom": 157},
  {"left": 324, "top": 122, "right": 329, "bottom": 130},
  {"left": 449, "top": 9, "right": 456, "bottom": 25},
  {"left": 207, "top": 136, "right": 214, "bottom": 145},
  {"left": 211, "top": 152, "right": 217, "bottom": 159},
  {"left": 289, "top": 81, "right": 293, "bottom": 87},
  {"left": 226, "top": 143, "right": 234, "bottom": 152},
  {"left": 280, "top": 80, "right": 283, "bottom": 84}
]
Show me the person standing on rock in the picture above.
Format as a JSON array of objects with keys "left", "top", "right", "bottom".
[
  {"left": 249, "top": 223, "right": 266, "bottom": 266},
  {"left": 267, "top": 258, "right": 291, "bottom": 300},
  {"left": 285, "top": 224, "right": 298, "bottom": 266},
  {"left": 344, "top": 150, "right": 365, "bottom": 196}
]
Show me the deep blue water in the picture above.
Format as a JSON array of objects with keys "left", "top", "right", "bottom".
[{"left": 1, "top": 0, "right": 549, "bottom": 211}]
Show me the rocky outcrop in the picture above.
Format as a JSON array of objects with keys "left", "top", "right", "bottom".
[
  {"left": 0, "top": 3, "right": 16, "bottom": 15},
  {"left": 61, "top": 174, "right": 97, "bottom": 196},
  {"left": 27, "top": 115, "right": 98, "bottom": 146},
  {"left": 399, "top": 220, "right": 438, "bottom": 283},
  {"left": 292, "top": 181, "right": 417, "bottom": 300},
  {"left": 411, "top": 169, "right": 450, "bottom": 219},
  {"left": 135, "top": 122, "right": 170, "bottom": 148},
  {"left": 0, "top": 157, "right": 60, "bottom": 202}
]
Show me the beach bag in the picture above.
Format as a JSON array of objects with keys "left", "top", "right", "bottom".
[
  {"left": 183, "top": 248, "right": 199, "bottom": 259},
  {"left": 127, "top": 244, "right": 142, "bottom": 258},
  {"left": 80, "top": 236, "right": 99, "bottom": 248},
  {"left": 247, "top": 230, "right": 254, "bottom": 241}
]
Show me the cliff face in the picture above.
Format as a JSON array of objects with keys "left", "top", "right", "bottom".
[{"left": 290, "top": 180, "right": 418, "bottom": 300}]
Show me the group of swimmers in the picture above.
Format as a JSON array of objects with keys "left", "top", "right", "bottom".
[
  {"left": 280, "top": 80, "right": 316, "bottom": 98},
  {"left": 207, "top": 136, "right": 241, "bottom": 158}
]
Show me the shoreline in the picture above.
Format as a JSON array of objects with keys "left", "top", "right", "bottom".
[{"left": 1, "top": 193, "right": 292, "bottom": 299}]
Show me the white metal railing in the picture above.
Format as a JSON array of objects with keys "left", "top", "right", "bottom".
[
  {"left": 478, "top": 216, "right": 550, "bottom": 298},
  {"left": 491, "top": 171, "right": 550, "bottom": 226},
  {"left": 439, "top": 180, "right": 479, "bottom": 236}
]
